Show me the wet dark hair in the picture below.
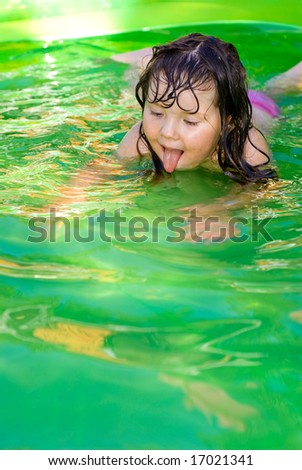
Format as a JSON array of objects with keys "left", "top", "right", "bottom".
[{"left": 135, "top": 33, "right": 277, "bottom": 183}]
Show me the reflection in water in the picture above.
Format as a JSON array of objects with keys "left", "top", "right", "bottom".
[
  {"left": 289, "top": 310, "right": 302, "bottom": 324},
  {"left": 0, "top": 39, "right": 143, "bottom": 217},
  {"left": 1, "top": 305, "right": 264, "bottom": 370},
  {"left": 0, "top": 256, "right": 124, "bottom": 281},
  {"left": 161, "top": 376, "right": 257, "bottom": 432},
  {"left": 1, "top": 304, "right": 261, "bottom": 431},
  {"left": 35, "top": 322, "right": 120, "bottom": 363}
]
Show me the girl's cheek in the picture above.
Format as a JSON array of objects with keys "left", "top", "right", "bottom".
[
  {"left": 143, "top": 117, "right": 157, "bottom": 139},
  {"left": 142, "top": 111, "right": 151, "bottom": 129}
]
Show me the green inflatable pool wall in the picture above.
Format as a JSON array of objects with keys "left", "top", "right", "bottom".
[{"left": 0, "top": 0, "right": 301, "bottom": 42}]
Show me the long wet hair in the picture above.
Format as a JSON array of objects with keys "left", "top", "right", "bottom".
[{"left": 135, "top": 33, "right": 277, "bottom": 183}]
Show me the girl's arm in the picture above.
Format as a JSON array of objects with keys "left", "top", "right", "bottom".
[
  {"left": 116, "top": 120, "right": 149, "bottom": 159},
  {"left": 112, "top": 49, "right": 153, "bottom": 161}
]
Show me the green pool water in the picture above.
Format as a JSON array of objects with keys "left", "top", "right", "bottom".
[{"left": 0, "top": 21, "right": 302, "bottom": 450}]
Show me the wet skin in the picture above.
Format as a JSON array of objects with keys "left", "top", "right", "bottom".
[{"left": 142, "top": 82, "right": 222, "bottom": 172}]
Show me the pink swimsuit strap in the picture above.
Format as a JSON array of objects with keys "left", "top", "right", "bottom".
[{"left": 248, "top": 90, "right": 280, "bottom": 118}]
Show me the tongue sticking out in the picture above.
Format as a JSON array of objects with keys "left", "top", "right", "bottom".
[{"left": 162, "top": 147, "right": 183, "bottom": 173}]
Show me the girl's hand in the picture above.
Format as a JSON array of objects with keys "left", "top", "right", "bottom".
[
  {"left": 178, "top": 202, "right": 240, "bottom": 243},
  {"left": 177, "top": 188, "right": 256, "bottom": 243},
  {"left": 112, "top": 47, "right": 153, "bottom": 69}
]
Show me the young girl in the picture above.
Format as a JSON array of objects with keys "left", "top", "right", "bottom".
[{"left": 115, "top": 33, "right": 301, "bottom": 184}]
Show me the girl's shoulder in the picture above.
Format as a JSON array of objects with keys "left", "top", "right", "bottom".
[
  {"left": 244, "top": 126, "right": 271, "bottom": 167},
  {"left": 116, "top": 121, "right": 149, "bottom": 159}
]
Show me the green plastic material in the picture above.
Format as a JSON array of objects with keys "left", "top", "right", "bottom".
[{"left": 0, "top": 0, "right": 301, "bottom": 42}]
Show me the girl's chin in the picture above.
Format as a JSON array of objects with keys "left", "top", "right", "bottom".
[
  {"left": 174, "top": 160, "right": 201, "bottom": 171},
  {"left": 174, "top": 164, "right": 195, "bottom": 171},
  {"left": 174, "top": 155, "right": 213, "bottom": 171},
  {"left": 158, "top": 158, "right": 201, "bottom": 171}
]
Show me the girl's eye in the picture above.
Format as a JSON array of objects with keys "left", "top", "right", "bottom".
[
  {"left": 150, "top": 110, "right": 163, "bottom": 117},
  {"left": 184, "top": 120, "right": 199, "bottom": 126}
]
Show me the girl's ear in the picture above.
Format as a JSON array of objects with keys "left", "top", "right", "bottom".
[
  {"left": 225, "top": 116, "right": 234, "bottom": 131},
  {"left": 225, "top": 115, "right": 232, "bottom": 125}
]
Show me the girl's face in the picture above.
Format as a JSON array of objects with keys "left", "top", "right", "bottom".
[{"left": 142, "top": 79, "right": 222, "bottom": 173}]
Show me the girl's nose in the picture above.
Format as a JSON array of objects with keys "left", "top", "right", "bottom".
[{"left": 160, "top": 118, "right": 179, "bottom": 139}]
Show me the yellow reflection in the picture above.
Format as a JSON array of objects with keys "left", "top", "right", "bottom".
[
  {"left": 289, "top": 310, "right": 302, "bottom": 324},
  {"left": 34, "top": 322, "right": 123, "bottom": 363}
]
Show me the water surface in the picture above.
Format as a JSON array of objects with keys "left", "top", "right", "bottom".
[{"left": 0, "top": 22, "right": 302, "bottom": 449}]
